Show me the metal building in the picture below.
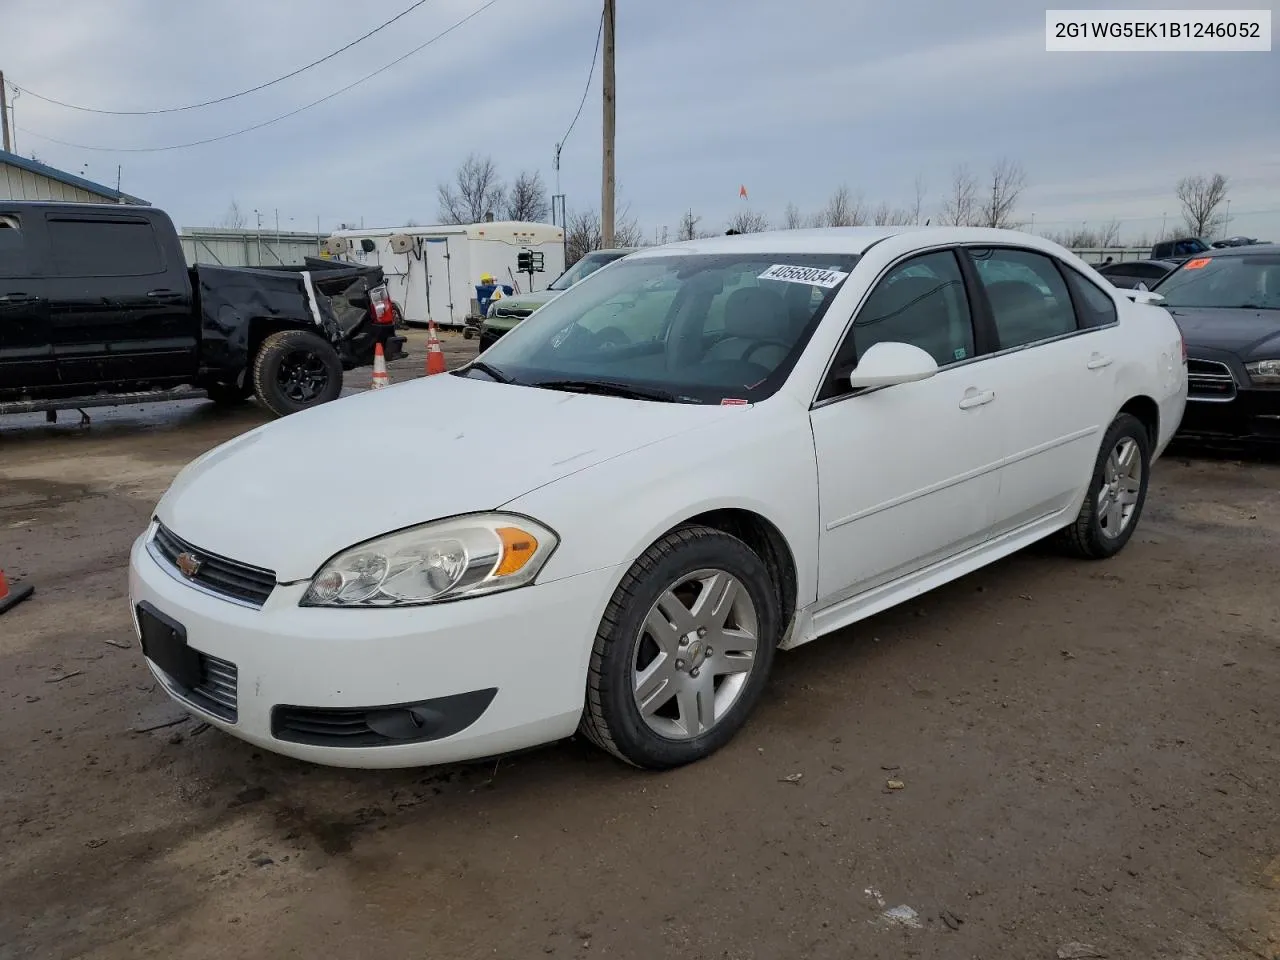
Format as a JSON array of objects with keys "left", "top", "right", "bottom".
[
  {"left": 0, "top": 148, "right": 147, "bottom": 204},
  {"left": 180, "top": 228, "right": 326, "bottom": 268}
]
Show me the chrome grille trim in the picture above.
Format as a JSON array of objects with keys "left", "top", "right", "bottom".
[
  {"left": 1186, "top": 359, "right": 1237, "bottom": 403},
  {"left": 147, "top": 524, "right": 276, "bottom": 609}
]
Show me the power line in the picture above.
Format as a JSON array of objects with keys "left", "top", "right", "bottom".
[
  {"left": 557, "top": 9, "right": 604, "bottom": 153},
  {"left": 18, "top": 0, "right": 502, "bottom": 154},
  {"left": 13, "top": 0, "right": 435, "bottom": 116}
]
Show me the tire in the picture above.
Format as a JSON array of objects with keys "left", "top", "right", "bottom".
[
  {"left": 392, "top": 303, "right": 406, "bottom": 330},
  {"left": 204, "top": 380, "right": 250, "bottom": 406},
  {"left": 579, "top": 525, "right": 780, "bottom": 770},
  {"left": 251, "top": 329, "right": 344, "bottom": 418},
  {"left": 1058, "top": 412, "right": 1151, "bottom": 560}
]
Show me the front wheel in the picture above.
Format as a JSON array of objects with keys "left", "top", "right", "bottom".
[
  {"left": 1058, "top": 412, "right": 1151, "bottom": 559},
  {"left": 251, "top": 330, "right": 344, "bottom": 418},
  {"left": 578, "top": 525, "right": 780, "bottom": 769}
]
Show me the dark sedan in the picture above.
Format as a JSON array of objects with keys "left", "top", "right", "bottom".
[
  {"left": 1096, "top": 258, "right": 1179, "bottom": 289},
  {"left": 1151, "top": 244, "right": 1280, "bottom": 443}
]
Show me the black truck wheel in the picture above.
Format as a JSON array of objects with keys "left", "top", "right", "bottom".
[{"left": 252, "top": 330, "right": 344, "bottom": 418}]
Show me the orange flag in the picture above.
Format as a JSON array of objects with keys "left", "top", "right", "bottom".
[{"left": 739, "top": 184, "right": 748, "bottom": 199}]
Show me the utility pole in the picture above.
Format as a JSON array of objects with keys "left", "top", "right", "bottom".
[
  {"left": 601, "top": 0, "right": 616, "bottom": 247},
  {"left": 0, "top": 72, "right": 12, "bottom": 153}
]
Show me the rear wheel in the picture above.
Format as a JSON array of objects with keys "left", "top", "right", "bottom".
[
  {"left": 579, "top": 526, "right": 779, "bottom": 769},
  {"left": 251, "top": 330, "right": 343, "bottom": 418},
  {"left": 1058, "top": 412, "right": 1151, "bottom": 559}
]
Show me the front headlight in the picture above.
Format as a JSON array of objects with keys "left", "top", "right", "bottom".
[
  {"left": 1245, "top": 359, "right": 1280, "bottom": 385},
  {"left": 301, "top": 513, "right": 557, "bottom": 607}
]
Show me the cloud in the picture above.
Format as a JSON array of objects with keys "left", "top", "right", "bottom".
[{"left": 5, "top": 0, "right": 1277, "bottom": 243}]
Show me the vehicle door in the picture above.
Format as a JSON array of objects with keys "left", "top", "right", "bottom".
[
  {"left": 961, "top": 246, "right": 1124, "bottom": 533},
  {"left": 809, "top": 248, "right": 1004, "bottom": 608},
  {"left": 0, "top": 209, "right": 55, "bottom": 391},
  {"left": 45, "top": 211, "right": 195, "bottom": 387}
]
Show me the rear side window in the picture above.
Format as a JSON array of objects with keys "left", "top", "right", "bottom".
[
  {"left": 968, "top": 247, "right": 1077, "bottom": 349},
  {"left": 1063, "top": 267, "right": 1119, "bottom": 328},
  {"left": 0, "top": 215, "right": 30, "bottom": 278},
  {"left": 47, "top": 217, "right": 165, "bottom": 277}
]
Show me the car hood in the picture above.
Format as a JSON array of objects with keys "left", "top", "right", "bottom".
[
  {"left": 1168, "top": 306, "right": 1280, "bottom": 358},
  {"left": 156, "top": 375, "right": 732, "bottom": 581}
]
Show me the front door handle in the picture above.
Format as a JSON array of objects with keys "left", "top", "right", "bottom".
[
  {"left": 1087, "top": 353, "right": 1114, "bottom": 370},
  {"left": 0, "top": 292, "right": 35, "bottom": 303},
  {"left": 958, "top": 388, "right": 995, "bottom": 410}
]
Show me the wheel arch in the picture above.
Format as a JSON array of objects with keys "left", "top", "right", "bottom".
[
  {"left": 1117, "top": 394, "right": 1159, "bottom": 448},
  {"left": 656, "top": 507, "right": 800, "bottom": 646}
]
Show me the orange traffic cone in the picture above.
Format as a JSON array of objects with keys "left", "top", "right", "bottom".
[
  {"left": 0, "top": 569, "right": 34, "bottom": 616},
  {"left": 425, "top": 320, "right": 447, "bottom": 376},
  {"left": 370, "top": 342, "right": 390, "bottom": 390}
]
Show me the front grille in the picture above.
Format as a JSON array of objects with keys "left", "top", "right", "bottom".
[
  {"left": 157, "top": 650, "right": 238, "bottom": 723},
  {"left": 151, "top": 524, "right": 276, "bottom": 608},
  {"left": 1186, "top": 358, "right": 1236, "bottom": 402},
  {"left": 491, "top": 307, "right": 533, "bottom": 319}
]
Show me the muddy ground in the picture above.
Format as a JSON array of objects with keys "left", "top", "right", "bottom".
[{"left": 2, "top": 332, "right": 1277, "bottom": 959}]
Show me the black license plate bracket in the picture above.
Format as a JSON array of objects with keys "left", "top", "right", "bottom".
[{"left": 136, "top": 601, "right": 201, "bottom": 689}]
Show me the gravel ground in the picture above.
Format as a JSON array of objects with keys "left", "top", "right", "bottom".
[{"left": 1, "top": 348, "right": 1277, "bottom": 960}]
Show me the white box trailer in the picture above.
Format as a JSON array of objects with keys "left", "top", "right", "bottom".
[{"left": 326, "top": 221, "right": 565, "bottom": 328}]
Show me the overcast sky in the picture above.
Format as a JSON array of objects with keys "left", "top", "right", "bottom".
[{"left": 5, "top": 0, "right": 1278, "bottom": 243}]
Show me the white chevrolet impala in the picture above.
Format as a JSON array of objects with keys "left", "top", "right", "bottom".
[{"left": 128, "top": 228, "right": 1187, "bottom": 770}]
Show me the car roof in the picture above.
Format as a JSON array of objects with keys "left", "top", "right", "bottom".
[
  {"left": 626, "top": 226, "right": 1073, "bottom": 259},
  {"left": 1191, "top": 242, "right": 1280, "bottom": 258}
]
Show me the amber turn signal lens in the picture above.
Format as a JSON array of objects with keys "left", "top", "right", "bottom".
[{"left": 494, "top": 526, "right": 539, "bottom": 576}]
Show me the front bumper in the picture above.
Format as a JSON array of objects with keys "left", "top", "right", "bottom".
[
  {"left": 1179, "top": 387, "right": 1280, "bottom": 443},
  {"left": 127, "top": 527, "right": 619, "bottom": 768}
]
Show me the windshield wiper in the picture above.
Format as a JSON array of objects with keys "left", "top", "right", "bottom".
[
  {"left": 464, "top": 360, "right": 514, "bottom": 384},
  {"left": 533, "top": 378, "right": 688, "bottom": 403}
]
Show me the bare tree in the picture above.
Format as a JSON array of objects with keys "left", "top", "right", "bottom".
[
  {"left": 726, "top": 208, "right": 770, "bottom": 234},
  {"left": 1097, "top": 218, "right": 1121, "bottom": 248},
  {"left": 910, "top": 175, "right": 927, "bottom": 225},
  {"left": 437, "top": 153, "right": 506, "bottom": 224},
  {"left": 974, "top": 159, "right": 1027, "bottom": 229},
  {"left": 220, "top": 200, "right": 247, "bottom": 230},
  {"left": 872, "top": 201, "right": 916, "bottom": 226},
  {"left": 677, "top": 210, "right": 702, "bottom": 241},
  {"left": 782, "top": 202, "right": 805, "bottom": 230},
  {"left": 1177, "top": 172, "right": 1229, "bottom": 238},
  {"left": 504, "top": 170, "right": 549, "bottom": 222},
  {"left": 565, "top": 208, "right": 602, "bottom": 265},
  {"left": 819, "top": 184, "right": 867, "bottom": 227},
  {"left": 942, "top": 165, "right": 978, "bottom": 226},
  {"left": 613, "top": 203, "right": 644, "bottom": 247}
]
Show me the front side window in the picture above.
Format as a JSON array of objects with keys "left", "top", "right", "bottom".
[
  {"left": 1153, "top": 254, "right": 1280, "bottom": 309},
  {"left": 0, "top": 215, "right": 29, "bottom": 279},
  {"left": 969, "top": 247, "right": 1077, "bottom": 348},
  {"left": 47, "top": 217, "right": 164, "bottom": 277},
  {"left": 851, "top": 250, "right": 975, "bottom": 367},
  {"left": 469, "top": 253, "right": 859, "bottom": 404}
]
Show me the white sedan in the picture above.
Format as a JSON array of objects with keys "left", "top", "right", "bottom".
[{"left": 128, "top": 227, "right": 1187, "bottom": 770}]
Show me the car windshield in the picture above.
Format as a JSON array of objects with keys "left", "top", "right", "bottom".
[
  {"left": 464, "top": 252, "right": 860, "bottom": 404},
  {"left": 547, "top": 252, "right": 625, "bottom": 291},
  {"left": 1154, "top": 254, "right": 1280, "bottom": 310}
]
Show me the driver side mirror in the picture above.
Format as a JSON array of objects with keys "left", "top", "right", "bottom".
[{"left": 848, "top": 342, "right": 939, "bottom": 390}]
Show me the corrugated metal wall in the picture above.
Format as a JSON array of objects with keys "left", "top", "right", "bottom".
[
  {"left": 1, "top": 162, "right": 118, "bottom": 203},
  {"left": 179, "top": 229, "right": 326, "bottom": 267}
]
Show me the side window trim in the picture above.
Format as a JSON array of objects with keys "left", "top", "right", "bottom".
[
  {"left": 957, "top": 244, "right": 1107, "bottom": 356},
  {"left": 812, "top": 244, "right": 988, "bottom": 409}
]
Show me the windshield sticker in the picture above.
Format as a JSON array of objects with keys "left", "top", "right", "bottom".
[
  {"left": 758, "top": 264, "right": 850, "bottom": 288},
  {"left": 1183, "top": 258, "right": 1212, "bottom": 270},
  {"left": 720, "top": 398, "right": 749, "bottom": 406}
]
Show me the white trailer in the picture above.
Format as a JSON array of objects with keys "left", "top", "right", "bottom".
[{"left": 326, "top": 221, "right": 565, "bottom": 328}]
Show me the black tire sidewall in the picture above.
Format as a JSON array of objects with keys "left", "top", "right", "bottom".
[
  {"left": 1083, "top": 413, "right": 1152, "bottom": 557},
  {"left": 252, "top": 330, "right": 343, "bottom": 418},
  {"left": 594, "top": 530, "right": 779, "bottom": 769}
]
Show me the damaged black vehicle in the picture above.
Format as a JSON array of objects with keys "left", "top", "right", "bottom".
[
  {"left": 1150, "top": 244, "right": 1280, "bottom": 444},
  {"left": 0, "top": 202, "right": 405, "bottom": 420}
]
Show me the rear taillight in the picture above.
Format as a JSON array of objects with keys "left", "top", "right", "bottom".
[{"left": 369, "top": 284, "right": 394, "bottom": 324}]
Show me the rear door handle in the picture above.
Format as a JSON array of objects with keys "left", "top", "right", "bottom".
[
  {"left": 958, "top": 388, "right": 995, "bottom": 410},
  {"left": 1087, "top": 353, "right": 1114, "bottom": 370},
  {"left": 0, "top": 292, "right": 35, "bottom": 303}
]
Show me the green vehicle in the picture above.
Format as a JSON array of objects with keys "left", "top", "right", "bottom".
[{"left": 478, "top": 248, "right": 636, "bottom": 351}]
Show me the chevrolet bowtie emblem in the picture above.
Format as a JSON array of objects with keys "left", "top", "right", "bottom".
[{"left": 175, "top": 551, "right": 202, "bottom": 579}]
